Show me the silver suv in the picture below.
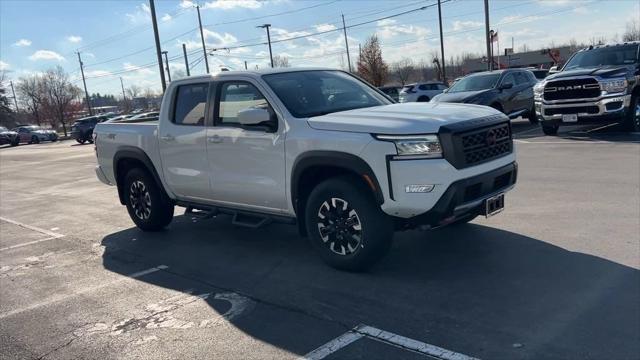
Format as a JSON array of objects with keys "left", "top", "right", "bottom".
[{"left": 399, "top": 82, "right": 448, "bottom": 103}]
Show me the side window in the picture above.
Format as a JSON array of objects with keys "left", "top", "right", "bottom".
[
  {"left": 172, "top": 83, "right": 208, "bottom": 126},
  {"left": 501, "top": 73, "right": 515, "bottom": 87},
  {"left": 218, "top": 82, "right": 269, "bottom": 125},
  {"left": 418, "top": 84, "right": 428, "bottom": 91},
  {"left": 514, "top": 72, "right": 528, "bottom": 85}
]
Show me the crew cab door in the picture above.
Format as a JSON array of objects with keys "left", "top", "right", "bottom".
[
  {"left": 158, "top": 82, "right": 211, "bottom": 200},
  {"left": 206, "top": 79, "right": 286, "bottom": 212}
]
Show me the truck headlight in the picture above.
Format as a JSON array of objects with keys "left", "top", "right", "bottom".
[
  {"left": 533, "top": 81, "right": 545, "bottom": 95},
  {"left": 375, "top": 134, "right": 442, "bottom": 158},
  {"left": 600, "top": 78, "right": 627, "bottom": 94}
]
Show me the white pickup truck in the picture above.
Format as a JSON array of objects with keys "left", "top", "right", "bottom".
[{"left": 94, "top": 68, "right": 517, "bottom": 271}]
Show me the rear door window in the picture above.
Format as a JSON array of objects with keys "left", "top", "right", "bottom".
[
  {"left": 217, "top": 81, "right": 270, "bottom": 126},
  {"left": 172, "top": 83, "right": 208, "bottom": 126}
]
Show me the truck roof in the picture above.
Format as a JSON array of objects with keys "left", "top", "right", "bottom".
[
  {"left": 169, "top": 67, "right": 339, "bottom": 85},
  {"left": 579, "top": 40, "right": 640, "bottom": 52}
]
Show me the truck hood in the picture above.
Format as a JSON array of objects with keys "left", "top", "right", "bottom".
[
  {"left": 548, "top": 65, "right": 633, "bottom": 80},
  {"left": 432, "top": 89, "right": 494, "bottom": 103},
  {"left": 306, "top": 102, "right": 503, "bottom": 134}
]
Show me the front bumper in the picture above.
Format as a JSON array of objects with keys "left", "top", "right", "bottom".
[
  {"left": 401, "top": 161, "right": 517, "bottom": 228},
  {"left": 536, "top": 94, "right": 631, "bottom": 124},
  {"left": 95, "top": 165, "right": 112, "bottom": 185}
]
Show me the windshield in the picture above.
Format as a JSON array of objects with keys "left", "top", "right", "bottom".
[
  {"left": 564, "top": 44, "right": 639, "bottom": 70},
  {"left": 262, "top": 70, "right": 390, "bottom": 118},
  {"left": 447, "top": 73, "right": 501, "bottom": 92},
  {"left": 25, "top": 126, "right": 41, "bottom": 130}
]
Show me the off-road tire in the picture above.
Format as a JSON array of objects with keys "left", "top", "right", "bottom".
[
  {"left": 123, "top": 168, "right": 174, "bottom": 231},
  {"left": 305, "top": 176, "right": 393, "bottom": 271}
]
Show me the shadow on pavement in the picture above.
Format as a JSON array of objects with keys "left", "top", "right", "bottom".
[{"left": 101, "top": 214, "right": 640, "bottom": 359}]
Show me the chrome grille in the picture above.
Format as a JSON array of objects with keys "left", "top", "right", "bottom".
[{"left": 544, "top": 78, "right": 600, "bottom": 100}]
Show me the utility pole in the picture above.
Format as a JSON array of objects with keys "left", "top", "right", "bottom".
[
  {"left": 182, "top": 43, "right": 190, "bottom": 76},
  {"left": 341, "top": 14, "right": 352, "bottom": 72},
  {"left": 244, "top": 61, "right": 248, "bottom": 70},
  {"left": 437, "top": 0, "right": 446, "bottom": 83},
  {"left": 149, "top": 0, "right": 167, "bottom": 91},
  {"left": 120, "top": 77, "right": 127, "bottom": 101},
  {"left": 76, "top": 52, "right": 93, "bottom": 116},
  {"left": 258, "top": 24, "right": 274, "bottom": 68},
  {"left": 484, "top": 0, "right": 491, "bottom": 71},
  {"left": 196, "top": 5, "right": 210, "bottom": 74},
  {"left": 9, "top": 80, "right": 19, "bottom": 112},
  {"left": 162, "top": 51, "right": 172, "bottom": 82}
]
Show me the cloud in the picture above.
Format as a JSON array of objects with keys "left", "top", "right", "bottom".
[
  {"left": 203, "top": 29, "right": 238, "bottom": 47},
  {"left": 377, "top": 19, "right": 397, "bottom": 27},
  {"left": 13, "top": 39, "right": 32, "bottom": 47},
  {"left": 499, "top": 14, "right": 546, "bottom": 24},
  {"left": 452, "top": 20, "right": 483, "bottom": 31},
  {"left": 203, "top": 0, "right": 262, "bottom": 10},
  {"left": 162, "top": 13, "right": 172, "bottom": 22},
  {"left": 126, "top": 3, "right": 151, "bottom": 23},
  {"left": 67, "top": 35, "right": 82, "bottom": 43},
  {"left": 28, "top": 50, "right": 65, "bottom": 61},
  {"left": 315, "top": 23, "right": 337, "bottom": 32},
  {"left": 0, "top": 61, "right": 9, "bottom": 71},
  {"left": 85, "top": 70, "right": 112, "bottom": 77},
  {"left": 377, "top": 24, "right": 431, "bottom": 40}
]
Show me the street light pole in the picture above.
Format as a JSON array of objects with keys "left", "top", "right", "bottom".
[
  {"left": 162, "top": 51, "right": 171, "bottom": 82},
  {"left": 258, "top": 24, "right": 274, "bottom": 68},
  {"left": 182, "top": 43, "right": 190, "bottom": 76},
  {"left": 9, "top": 80, "right": 19, "bottom": 112},
  {"left": 76, "top": 51, "right": 93, "bottom": 116},
  {"left": 341, "top": 14, "right": 352, "bottom": 72}
]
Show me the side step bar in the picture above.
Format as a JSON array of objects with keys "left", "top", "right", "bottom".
[{"left": 181, "top": 202, "right": 295, "bottom": 229}]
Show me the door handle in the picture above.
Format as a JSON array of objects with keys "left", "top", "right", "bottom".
[
  {"left": 207, "top": 135, "right": 222, "bottom": 144},
  {"left": 161, "top": 134, "right": 175, "bottom": 141}
]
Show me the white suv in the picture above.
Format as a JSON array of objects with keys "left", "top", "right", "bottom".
[
  {"left": 399, "top": 82, "right": 448, "bottom": 103},
  {"left": 94, "top": 68, "right": 516, "bottom": 271}
]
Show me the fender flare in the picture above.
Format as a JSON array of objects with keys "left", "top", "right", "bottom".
[
  {"left": 290, "top": 151, "right": 384, "bottom": 214},
  {"left": 113, "top": 146, "right": 169, "bottom": 205}
]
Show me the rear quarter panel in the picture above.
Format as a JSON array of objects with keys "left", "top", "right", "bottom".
[{"left": 94, "top": 121, "right": 164, "bottom": 187}]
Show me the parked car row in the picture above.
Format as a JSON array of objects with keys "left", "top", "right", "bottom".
[{"left": 70, "top": 111, "right": 159, "bottom": 144}]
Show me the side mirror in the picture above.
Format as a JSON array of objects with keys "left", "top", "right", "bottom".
[
  {"left": 237, "top": 107, "right": 276, "bottom": 132},
  {"left": 237, "top": 107, "right": 271, "bottom": 126},
  {"left": 548, "top": 66, "right": 559, "bottom": 75},
  {"left": 499, "top": 83, "right": 513, "bottom": 90}
]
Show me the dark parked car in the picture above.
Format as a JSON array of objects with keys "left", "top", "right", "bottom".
[
  {"left": 13, "top": 125, "right": 58, "bottom": 144},
  {"left": 432, "top": 69, "right": 538, "bottom": 124},
  {"left": 528, "top": 68, "right": 549, "bottom": 80},
  {"left": 378, "top": 86, "right": 401, "bottom": 102},
  {"left": 71, "top": 115, "right": 109, "bottom": 144},
  {"left": 0, "top": 126, "right": 19, "bottom": 147}
]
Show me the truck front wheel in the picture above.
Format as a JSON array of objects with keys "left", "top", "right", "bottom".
[
  {"left": 123, "top": 168, "right": 174, "bottom": 231},
  {"left": 305, "top": 176, "right": 393, "bottom": 271},
  {"left": 624, "top": 95, "right": 639, "bottom": 132},
  {"left": 541, "top": 123, "right": 559, "bottom": 136}
]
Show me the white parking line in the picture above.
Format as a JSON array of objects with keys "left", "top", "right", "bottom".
[
  {"left": 0, "top": 265, "right": 168, "bottom": 319},
  {"left": 302, "top": 324, "right": 479, "bottom": 360},
  {"left": 301, "top": 331, "right": 364, "bottom": 360},
  {"left": 0, "top": 217, "right": 65, "bottom": 252}
]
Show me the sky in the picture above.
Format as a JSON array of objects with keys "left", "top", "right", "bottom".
[{"left": 1, "top": 0, "right": 638, "bottom": 96}]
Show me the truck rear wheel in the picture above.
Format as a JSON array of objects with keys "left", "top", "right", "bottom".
[
  {"left": 304, "top": 176, "right": 393, "bottom": 271},
  {"left": 123, "top": 168, "right": 174, "bottom": 231}
]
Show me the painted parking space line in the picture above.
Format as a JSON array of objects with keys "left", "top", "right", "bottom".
[
  {"left": 302, "top": 324, "right": 479, "bottom": 360},
  {"left": 0, "top": 265, "right": 168, "bottom": 320},
  {"left": 301, "top": 331, "right": 364, "bottom": 360},
  {"left": 0, "top": 216, "right": 64, "bottom": 238},
  {"left": 0, "top": 217, "right": 66, "bottom": 252}
]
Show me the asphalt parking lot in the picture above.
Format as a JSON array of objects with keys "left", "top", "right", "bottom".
[{"left": 1, "top": 119, "right": 639, "bottom": 360}]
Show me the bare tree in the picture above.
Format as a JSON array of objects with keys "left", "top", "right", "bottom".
[
  {"left": 356, "top": 35, "right": 388, "bottom": 87},
  {"left": 40, "top": 66, "right": 81, "bottom": 136},
  {"left": 0, "top": 72, "right": 14, "bottom": 127},
  {"left": 126, "top": 85, "right": 142, "bottom": 99},
  {"left": 273, "top": 55, "right": 290, "bottom": 68},
  {"left": 391, "top": 58, "right": 414, "bottom": 86},
  {"left": 16, "top": 74, "right": 46, "bottom": 126},
  {"left": 623, "top": 19, "right": 640, "bottom": 41}
]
